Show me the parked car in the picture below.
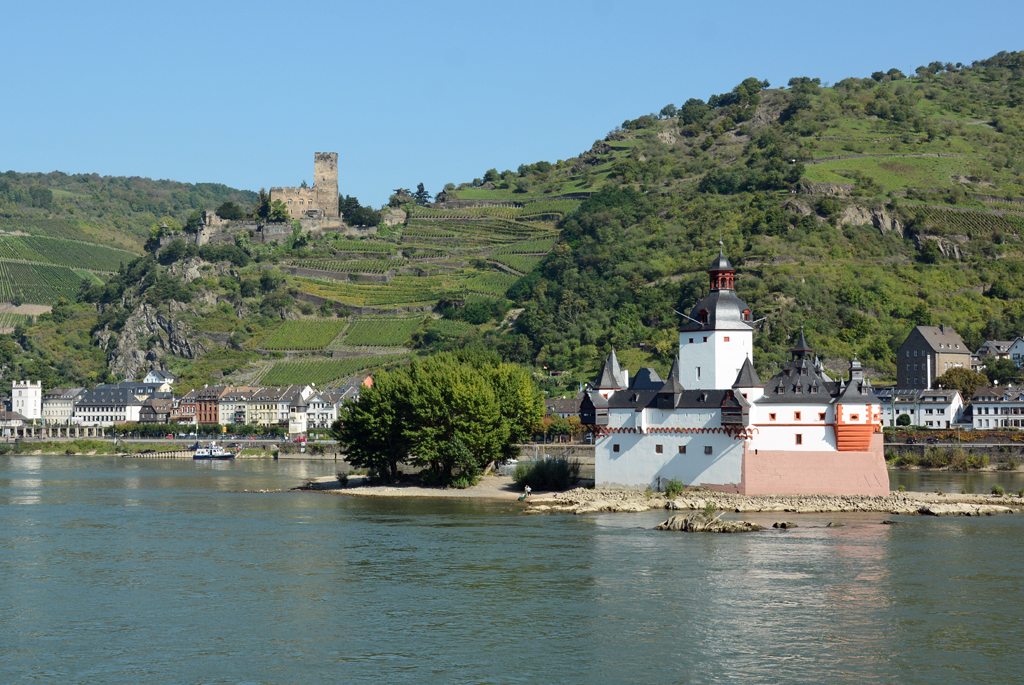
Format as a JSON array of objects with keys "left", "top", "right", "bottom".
[
  {"left": 906, "top": 437, "right": 918, "bottom": 444},
  {"left": 926, "top": 437, "right": 939, "bottom": 445}
]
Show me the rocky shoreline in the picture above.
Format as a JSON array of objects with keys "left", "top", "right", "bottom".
[{"left": 525, "top": 488, "right": 1019, "bottom": 517}]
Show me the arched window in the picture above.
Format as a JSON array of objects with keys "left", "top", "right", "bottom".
[{"left": 699, "top": 310, "right": 709, "bottom": 324}]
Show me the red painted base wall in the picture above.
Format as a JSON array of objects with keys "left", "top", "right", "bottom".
[{"left": 740, "top": 433, "right": 889, "bottom": 496}]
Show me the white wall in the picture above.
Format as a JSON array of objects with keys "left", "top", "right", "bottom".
[
  {"left": 679, "top": 329, "right": 752, "bottom": 390},
  {"left": 595, "top": 431, "right": 744, "bottom": 490}
]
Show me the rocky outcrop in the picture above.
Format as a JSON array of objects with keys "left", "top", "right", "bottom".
[
  {"left": 382, "top": 208, "right": 407, "bottom": 227},
  {"left": 838, "top": 204, "right": 904, "bottom": 236},
  {"left": 96, "top": 301, "right": 207, "bottom": 381},
  {"left": 912, "top": 233, "right": 966, "bottom": 259},
  {"left": 655, "top": 514, "right": 763, "bottom": 533}
]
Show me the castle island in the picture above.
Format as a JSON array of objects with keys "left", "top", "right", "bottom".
[{"left": 581, "top": 248, "right": 889, "bottom": 496}]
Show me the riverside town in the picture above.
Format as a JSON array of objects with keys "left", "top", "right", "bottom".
[{"left": 6, "top": 31, "right": 1024, "bottom": 683}]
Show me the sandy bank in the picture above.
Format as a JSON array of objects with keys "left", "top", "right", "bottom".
[{"left": 299, "top": 475, "right": 558, "bottom": 501}]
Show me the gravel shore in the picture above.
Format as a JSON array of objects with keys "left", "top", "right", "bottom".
[{"left": 525, "top": 488, "right": 1020, "bottom": 516}]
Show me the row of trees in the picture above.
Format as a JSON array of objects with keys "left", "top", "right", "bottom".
[{"left": 332, "top": 352, "right": 544, "bottom": 486}]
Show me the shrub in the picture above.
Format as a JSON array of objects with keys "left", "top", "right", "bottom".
[
  {"left": 449, "top": 474, "right": 479, "bottom": 489},
  {"left": 664, "top": 478, "right": 686, "bottom": 499},
  {"left": 511, "top": 458, "right": 581, "bottom": 491},
  {"left": 992, "top": 485, "right": 1005, "bottom": 496},
  {"left": 898, "top": 484, "right": 906, "bottom": 492},
  {"left": 703, "top": 501, "right": 717, "bottom": 518},
  {"left": 1000, "top": 457, "right": 1020, "bottom": 471}
]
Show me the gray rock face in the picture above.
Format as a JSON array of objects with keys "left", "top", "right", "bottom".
[
  {"left": 839, "top": 204, "right": 904, "bottom": 236},
  {"left": 98, "top": 301, "right": 207, "bottom": 381}
]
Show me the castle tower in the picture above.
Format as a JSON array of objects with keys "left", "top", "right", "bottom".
[
  {"left": 678, "top": 245, "right": 754, "bottom": 390},
  {"left": 313, "top": 152, "right": 339, "bottom": 218}
]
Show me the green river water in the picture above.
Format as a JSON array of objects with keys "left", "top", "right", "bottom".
[{"left": 2, "top": 456, "right": 1023, "bottom": 684}]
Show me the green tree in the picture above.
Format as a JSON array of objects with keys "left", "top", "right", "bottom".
[
  {"left": 269, "top": 199, "right": 290, "bottom": 222},
  {"left": 896, "top": 414, "right": 911, "bottom": 426},
  {"left": 413, "top": 183, "right": 432, "bottom": 205},
  {"left": 216, "top": 201, "right": 245, "bottom": 221},
  {"left": 933, "top": 367, "right": 988, "bottom": 399},
  {"left": 489, "top": 362, "right": 545, "bottom": 461},
  {"left": 403, "top": 354, "right": 505, "bottom": 484},
  {"left": 332, "top": 370, "right": 411, "bottom": 481},
  {"left": 984, "top": 357, "right": 1020, "bottom": 385}
]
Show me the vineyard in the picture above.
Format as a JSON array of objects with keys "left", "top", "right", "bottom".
[
  {"left": 493, "top": 237, "right": 558, "bottom": 254},
  {"left": 260, "top": 319, "right": 349, "bottom": 351},
  {"left": 343, "top": 317, "right": 423, "bottom": 346},
  {"left": 330, "top": 238, "right": 396, "bottom": 254},
  {"left": 294, "top": 274, "right": 458, "bottom": 308},
  {"left": 920, "top": 207, "right": 1024, "bottom": 237},
  {"left": 290, "top": 258, "right": 406, "bottom": 274},
  {"left": 424, "top": 319, "right": 477, "bottom": 338},
  {"left": 0, "top": 236, "right": 136, "bottom": 271},
  {"left": 458, "top": 272, "right": 519, "bottom": 296},
  {"left": 260, "top": 353, "right": 409, "bottom": 387},
  {"left": 490, "top": 254, "right": 543, "bottom": 273},
  {"left": 0, "top": 312, "right": 29, "bottom": 331},
  {"left": 0, "top": 261, "right": 88, "bottom": 304}
]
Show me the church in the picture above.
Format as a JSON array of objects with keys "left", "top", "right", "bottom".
[{"left": 580, "top": 248, "right": 889, "bottom": 496}]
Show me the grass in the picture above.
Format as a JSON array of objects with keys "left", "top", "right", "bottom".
[{"left": 803, "top": 156, "right": 978, "bottom": 192}]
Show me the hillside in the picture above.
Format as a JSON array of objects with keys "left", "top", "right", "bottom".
[{"left": 3, "top": 50, "right": 1024, "bottom": 394}]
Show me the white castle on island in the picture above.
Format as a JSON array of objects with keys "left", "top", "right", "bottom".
[{"left": 581, "top": 248, "right": 888, "bottom": 496}]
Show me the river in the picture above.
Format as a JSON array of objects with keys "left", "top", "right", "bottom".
[{"left": 2, "top": 456, "right": 1023, "bottom": 684}]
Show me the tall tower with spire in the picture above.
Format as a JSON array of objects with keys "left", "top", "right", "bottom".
[{"left": 678, "top": 245, "right": 755, "bottom": 390}]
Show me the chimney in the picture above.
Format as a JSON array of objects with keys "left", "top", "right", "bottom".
[{"left": 940, "top": 324, "right": 945, "bottom": 333}]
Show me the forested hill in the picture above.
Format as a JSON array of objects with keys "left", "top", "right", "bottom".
[
  {"left": 0, "top": 170, "right": 256, "bottom": 250},
  {"left": 436, "top": 50, "right": 1024, "bottom": 385}
]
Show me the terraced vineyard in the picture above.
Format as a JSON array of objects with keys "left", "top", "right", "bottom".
[
  {"left": 0, "top": 262, "right": 88, "bottom": 303},
  {"left": 919, "top": 207, "right": 1024, "bottom": 237},
  {"left": 294, "top": 274, "right": 459, "bottom": 308},
  {"left": 0, "top": 312, "right": 30, "bottom": 331},
  {"left": 343, "top": 317, "right": 423, "bottom": 346},
  {"left": 424, "top": 319, "right": 477, "bottom": 338},
  {"left": 490, "top": 254, "right": 543, "bottom": 273},
  {"left": 261, "top": 319, "right": 349, "bottom": 351},
  {"left": 0, "top": 236, "right": 136, "bottom": 271},
  {"left": 459, "top": 272, "right": 519, "bottom": 296},
  {"left": 260, "top": 353, "right": 409, "bottom": 386},
  {"left": 291, "top": 258, "right": 406, "bottom": 273},
  {"left": 493, "top": 237, "right": 558, "bottom": 254},
  {"left": 330, "top": 239, "right": 396, "bottom": 254}
]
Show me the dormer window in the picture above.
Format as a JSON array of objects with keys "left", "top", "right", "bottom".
[
  {"left": 743, "top": 309, "right": 751, "bottom": 321},
  {"left": 699, "top": 310, "right": 709, "bottom": 324}
]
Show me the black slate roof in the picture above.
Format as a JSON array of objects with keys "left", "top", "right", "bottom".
[
  {"left": 732, "top": 357, "right": 762, "bottom": 388},
  {"left": 679, "top": 289, "right": 753, "bottom": 333}
]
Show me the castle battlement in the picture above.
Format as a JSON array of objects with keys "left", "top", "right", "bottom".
[{"left": 270, "top": 152, "right": 339, "bottom": 220}]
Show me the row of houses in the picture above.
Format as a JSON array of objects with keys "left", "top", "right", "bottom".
[{"left": 7, "top": 375, "right": 370, "bottom": 436}]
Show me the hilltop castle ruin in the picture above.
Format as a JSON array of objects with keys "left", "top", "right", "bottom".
[{"left": 271, "top": 152, "right": 340, "bottom": 220}]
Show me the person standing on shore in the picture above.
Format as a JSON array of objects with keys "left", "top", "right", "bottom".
[{"left": 525, "top": 485, "right": 532, "bottom": 498}]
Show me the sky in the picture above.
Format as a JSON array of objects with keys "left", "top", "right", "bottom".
[{"left": 2, "top": 0, "right": 1023, "bottom": 208}]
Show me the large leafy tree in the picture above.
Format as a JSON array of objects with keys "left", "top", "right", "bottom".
[
  {"left": 333, "top": 370, "right": 411, "bottom": 481},
  {"left": 933, "top": 367, "right": 989, "bottom": 399},
  {"left": 332, "top": 353, "right": 543, "bottom": 485}
]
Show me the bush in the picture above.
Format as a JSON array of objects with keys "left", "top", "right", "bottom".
[
  {"left": 1000, "top": 457, "right": 1020, "bottom": 471},
  {"left": 898, "top": 484, "right": 906, "bottom": 492},
  {"left": 992, "top": 485, "right": 1005, "bottom": 496},
  {"left": 512, "top": 458, "right": 581, "bottom": 491},
  {"left": 664, "top": 478, "right": 686, "bottom": 499}
]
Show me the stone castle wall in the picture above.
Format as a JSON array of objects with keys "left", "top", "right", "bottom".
[{"left": 270, "top": 152, "right": 340, "bottom": 220}]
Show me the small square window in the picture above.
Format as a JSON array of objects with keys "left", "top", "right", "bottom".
[
  {"left": 613, "top": 444, "right": 620, "bottom": 453},
  {"left": 794, "top": 411, "right": 801, "bottom": 421},
  {"left": 795, "top": 434, "right": 803, "bottom": 445},
  {"left": 689, "top": 338, "right": 694, "bottom": 343},
  {"left": 851, "top": 414, "right": 859, "bottom": 421},
  {"left": 656, "top": 444, "right": 663, "bottom": 454},
  {"left": 678, "top": 445, "right": 686, "bottom": 454},
  {"left": 769, "top": 413, "right": 777, "bottom": 421},
  {"left": 724, "top": 336, "right": 730, "bottom": 342},
  {"left": 704, "top": 446, "right": 713, "bottom": 455},
  {"left": 703, "top": 337, "right": 708, "bottom": 342},
  {"left": 818, "top": 412, "right": 826, "bottom": 421}
]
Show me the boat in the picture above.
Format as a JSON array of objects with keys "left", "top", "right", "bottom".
[{"left": 193, "top": 442, "right": 235, "bottom": 460}]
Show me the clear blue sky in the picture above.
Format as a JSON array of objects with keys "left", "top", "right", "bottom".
[{"left": 2, "top": 0, "right": 1021, "bottom": 208}]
